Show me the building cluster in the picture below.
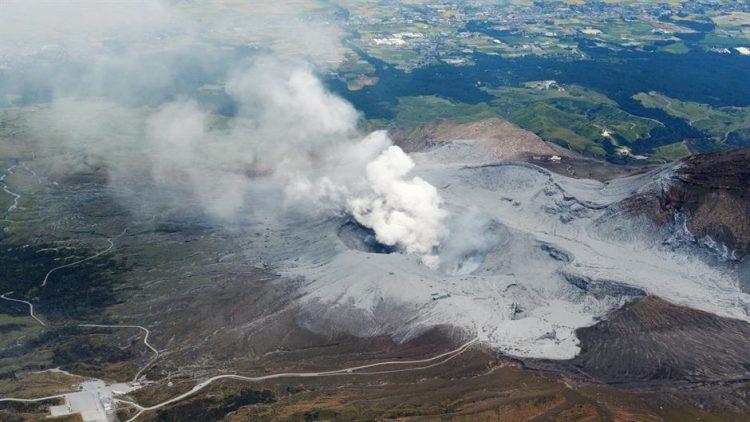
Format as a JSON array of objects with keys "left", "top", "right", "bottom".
[{"left": 341, "top": 0, "right": 748, "bottom": 70}]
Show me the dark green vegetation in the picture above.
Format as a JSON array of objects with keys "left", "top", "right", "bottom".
[
  {"left": 0, "top": 242, "right": 127, "bottom": 321},
  {"left": 388, "top": 96, "right": 498, "bottom": 131},
  {"left": 0, "top": 3, "right": 748, "bottom": 420},
  {"left": 149, "top": 383, "right": 275, "bottom": 422},
  {"left": 0, "top": 398, "right": 63, "bottom": 420},
  {"left": 332, "top": 32, "right": 750, "bottom": 162},
  {"left": 383, "top": 86, "right": 662, "bottom": 159},
  {"left": 1, "top": 22, "right": 747, "bottom": 163},
  {"left": 52, "top": 332, "right": 134, "bottom": 370},
  {"left": 488, "top": 85, "right": 660, "bottom": 158},
  {"left": 634, "top": 91, "right": 750, "bottom": 148},
  {"left": 0, "top": 325, "right": 143, "bottom": 382}
]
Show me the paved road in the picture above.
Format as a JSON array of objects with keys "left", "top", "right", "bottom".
[
  {"left": 0, "top": 330, "right": 478, "bottom": 421},
  {"left": 0, "top": 164, "right": 20, "bottom": 216},
  {"left": 78, "top": 324, "right": 159, "bottom": 382},
  {"left": 1, "top": 228, "right": 125, "bottom": 328},
  {"left": 121, "top": 338, "right": 479, "bottom": 421},
  {"left": 0, "top": 394, "right": 65, "bottom": 403},
  {"left": 1, "top": 231, "right": 122, "bottom": 326},
  {"left": 41, "top": 238, "right": 115, "bottom": 287},
  {"left": 0, "top": 291, "right": 46, "bottom": 326}
]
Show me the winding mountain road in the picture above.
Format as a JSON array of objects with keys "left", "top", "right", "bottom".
[
  {"left": 119, "top": 337, "right": 479, "bottom": 421},
  {"left": 78, "top": 324, "right": 159, "bottom": 382},
  {"left": 1, "top": 231, "right": 123, "bottom": 326},
  {"left": 0, "top": 164, "right": 20, "bottom": 216},
  {"left": 40, "top": 238, "right": 115, "bottom": 287},
  {"left": 0, "top": 395, "right": 65, "bottom": 404},
  {"left": 0, "top": 291, "right": 46, "bottom": 326}
]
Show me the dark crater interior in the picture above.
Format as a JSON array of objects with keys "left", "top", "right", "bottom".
[{"left": 337, "top": 220, "right": 396, "bottom": 254}]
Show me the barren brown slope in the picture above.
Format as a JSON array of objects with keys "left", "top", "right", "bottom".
[
  {"left": 670, "top": 147, "right": 750, "bottom": 257},
  {"left": 391, "top": 118, "right": 654, "bottom": 181},
  {"left": 390, "top": 118, "right": 562, "bottom": 159},
  {"left": 568, "top": 296, "right": 750, "bottom": 385},
  {"left": 122, "top": 326, "right": 746, "bottom": 422},
  {"left": 624, "top": 147, "right": 750, "bottom": 262}
]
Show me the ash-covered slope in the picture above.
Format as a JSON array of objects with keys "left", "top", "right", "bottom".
[
  {"left": 273, "top": 138, "right": 749, "bottom": 360},
  {"left": 624, "top": 147, "right": 750, "bottom": 291},
  {"left": 626, "top": 147, "right": 750, "bottom": 257}
]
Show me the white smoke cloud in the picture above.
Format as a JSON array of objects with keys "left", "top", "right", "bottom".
[
  {"left": 349, "top": 146, "right": 448, "bottom": 266},
  {"left": 0, "top": 1, "right": 345, "bottom": 109},
  {"left": 141, "top": 59, "right": 450, "bottom": 261},
  {"left": 43, "top": 55, "right": 450, "bottom": 261},
  {"left": 281, "top": 130, "right": 392, "bottom": 214},
  {"left": 4, "top": 1, "right": 450, "bottom": 265},
  {"left": 438, "top": 209, "right": 500, "bottom": 274},
  {"left": 144, "top": 101, "right": 255, "bottom": 221},
  {"left": 225, "top": 57, "right": 359, "bottom": 167}
]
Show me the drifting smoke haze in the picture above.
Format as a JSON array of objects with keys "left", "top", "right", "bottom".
[
  {"left": 1, "top": 0, "right": 452, "bottom": 265},
  {"left": 438, "top": 209, "right": 500, "bottom": 274},
  {"left": 145, "top": 57, "right": 450, "bottom": 261}
]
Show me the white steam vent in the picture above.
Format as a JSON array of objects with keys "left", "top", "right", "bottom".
[{"left": 349, "top": 145, "right": 448, "bottom": 268}]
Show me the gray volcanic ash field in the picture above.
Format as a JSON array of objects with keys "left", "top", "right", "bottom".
[{"left": 248, "top": 138, "right": 748, "bottom": 360}]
